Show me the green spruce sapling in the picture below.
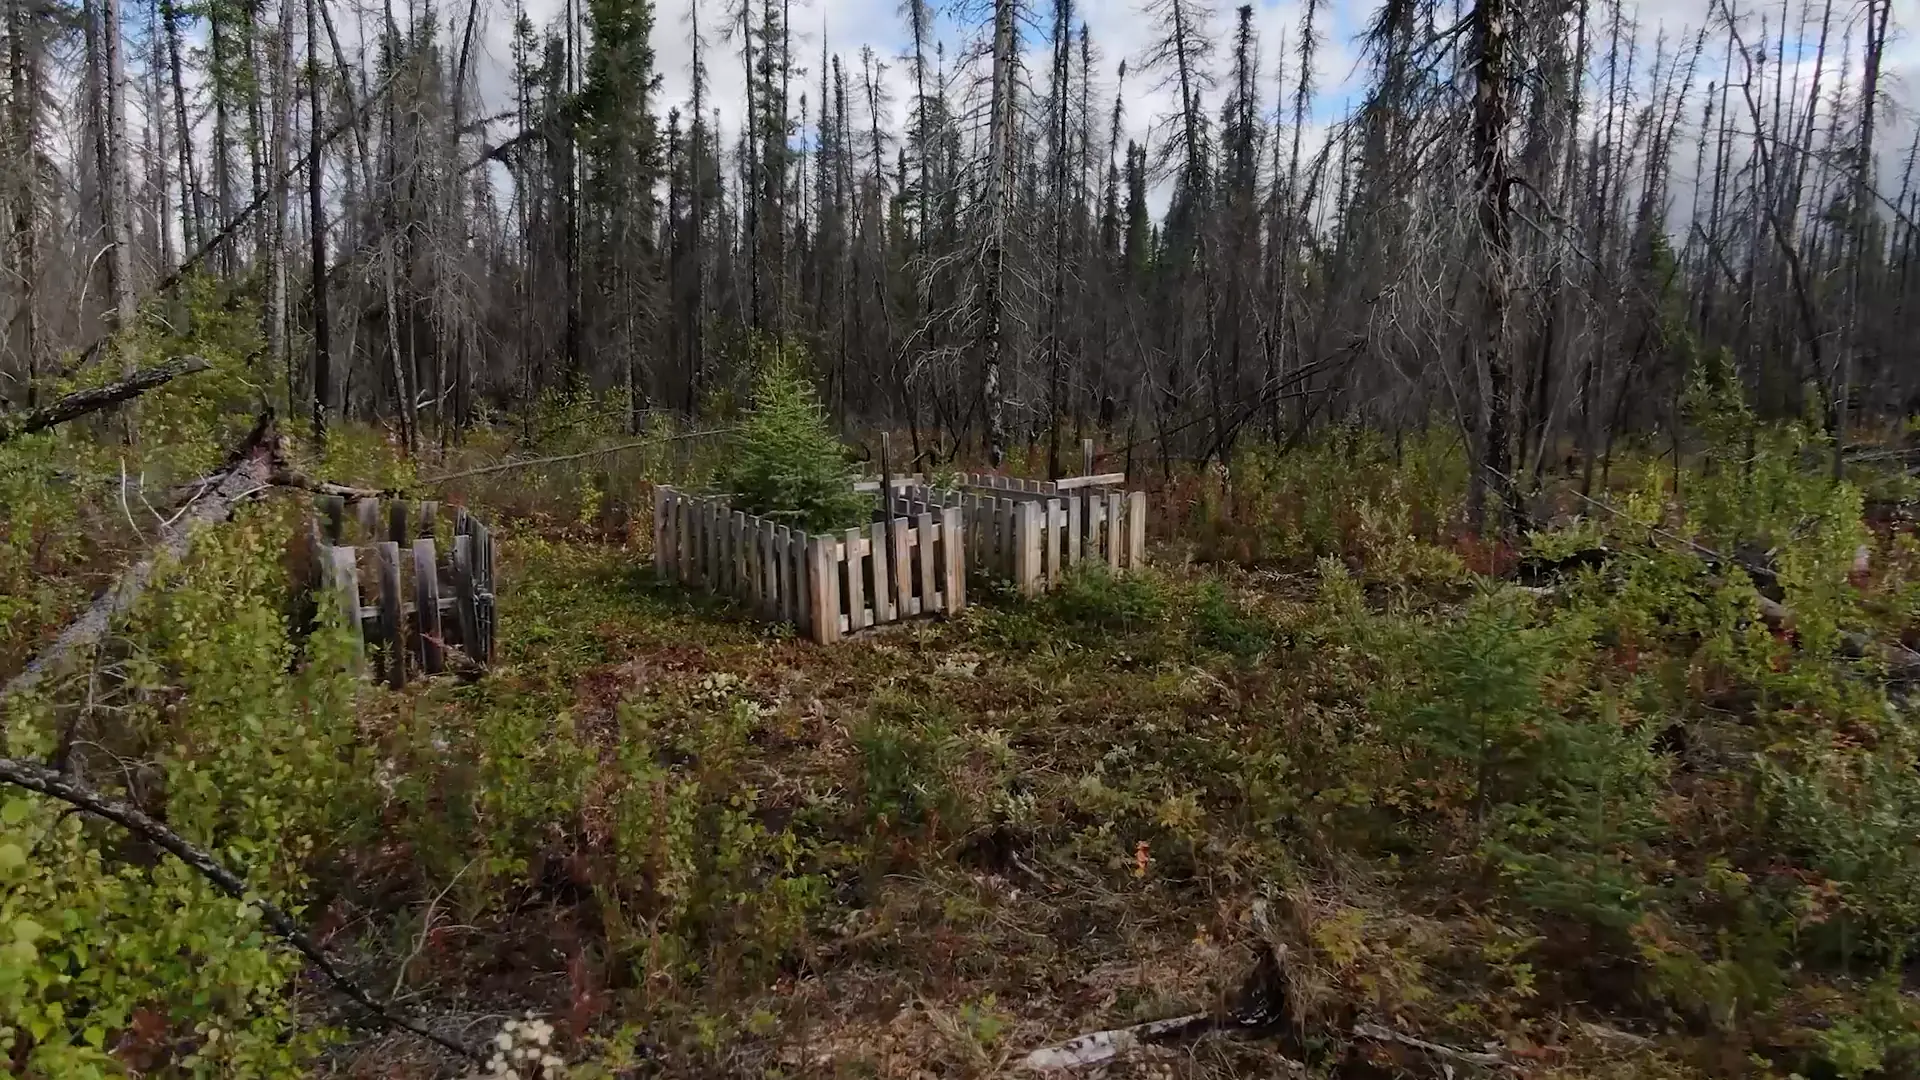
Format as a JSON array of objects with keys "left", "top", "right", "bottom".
[{"left": 714, "top": 344, "right": 869, "bottom": 533}]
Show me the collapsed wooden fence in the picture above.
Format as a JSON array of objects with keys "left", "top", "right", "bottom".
[
  {"left": 653, "top": 487, "right": 967, "bottom": 644},
  {"left": 312, "top": 496, "right": 497, "bottom": 685}
]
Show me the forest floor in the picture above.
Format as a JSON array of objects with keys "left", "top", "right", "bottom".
[
  {"left": 328, "top": 512, "right": 1733, "bottom": 1080},
  {"left": 9, "top": 406, "right": 1920, "bottom": 1079},
  {"left": 334, "top": 530, "right": 1605, "bottom": 1076}
]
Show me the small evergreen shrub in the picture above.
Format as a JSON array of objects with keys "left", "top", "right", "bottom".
[
  {"left": 713, "top": 343, "right": 869, "bottom": 533},
  {"left": 1190, "top": 580, "right": 1274, "bottom": 657}
]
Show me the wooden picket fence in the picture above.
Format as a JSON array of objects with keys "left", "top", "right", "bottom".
[
  {"left": 311, "top": 496, "right": 497, "bottom": 685},
  {"left": 652, "top": 487, "right": 966, "bottom": 644},
  {"left": 896, "top": 481, "right": 1147, "bottom": 597}
]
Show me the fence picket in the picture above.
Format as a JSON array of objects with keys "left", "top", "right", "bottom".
[
  {"left": 1106, "top": 491, "right": 1124, "bottom": 571},
  {"left": 843, "top": 527, "right": 867, "bottom": 630},
  {"left": 775, "top": 526, "right": 792, "bottom": 624},
  {"left": 375, "top": 541, "right": 404, "bottom": 688},
  {"left": 453, "top": 535, "right": 477, "bottom": 662},
  {"left": 942, "top": 506, "right": 965, "bottom": 613},
  {"left": 811, "top": 536, "right": 839, "bottom": 643},
  {"left": 892, "top": 518, "right": 912, "bottom": 620},
  {"left": 321, "top": 495, "right": 346, "bottom": 544},
  {"left": 795, "top": 529, "right": 812, "bottom": 630},
  {"left": 916, "top": 511, "right": 936, "bottom": 616},
  {"left": 1017, "top": 502, "right": 1041, "bottom": 597},
  {"left": 1066, "top": 492, "right": 1082, "bottom": 567},
  {"left": 413, "top": 538, "right": 443, "bottom": 674},
  {"left": 998, "top": 498, "right": 1015, "bottom": 580},
  {"left": 1128, "top": 491, "right": 1147, "bottom": 569},
  {"left": 1044, "top": 498, "right": 1063, "bottom": 586},
  {"left": 870, "top": 521, "right": 892, "bottom": 622},
  {"left": 327, "top": 545, "right": 365, "bottom": 674}
]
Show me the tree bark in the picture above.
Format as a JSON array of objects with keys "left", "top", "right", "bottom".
[
  {"left": 307, "top": 0, "right": 330, "bottom": 444},
  {"left": 1471, "top": 0, "right": 1519, "bottom": 532}
]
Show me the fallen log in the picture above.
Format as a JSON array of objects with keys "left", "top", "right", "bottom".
[
  {"left": 1752, "top": 595, "right": 1920, "bottom": 679},
  {"left": 0, "top": 356, "right": 212, "bottom": 445},
  {"left": 0, "top": 414, "right": 277, "bottom": 713},
  {"left": 0, "top": 755, "right": 478, "bottom": 1063}
]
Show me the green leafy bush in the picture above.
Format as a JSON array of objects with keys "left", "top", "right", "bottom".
[
  {"left": 1, "top": 505, "right": 366, "bottom": 1075},
  {"left": 1050, "top": 564, "right": 1169, "bottom": 631},
  {"left": 713, "top": 342, "right": 868, "bottom": 533}
]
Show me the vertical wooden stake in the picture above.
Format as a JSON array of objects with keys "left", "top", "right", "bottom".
[
  {"left": 453, "top": 535, "right": 477, "bottom": 662},
  {"left": 327, "top": 545, "right": 365, "bottom": 674},
  {"left": 892, "top": 513, "right": 912, "bottom": 619},
  {"left": 1044, "top": 497, "right": 1063, "bottom": 587},
  {"left": 413, "top": 538, "right": 443, "bottom": 674},
  {"left": 870, "top": 520, "right": 893, "bottom": 622},
  {"left": 1067, "top": 492, "right": 1082, "bottom": 568},
  {"left": 388, "top": 502, "right": 408, "bottom": 546},
  {"left": 375, "top": 541, "right": 404, "bottom": 687},
  {"left": 795, "top": 528, "right": 812, "bottom": 631},
  {"left": 320, "top": 495, "right": 346, "bottom": 544},
  {"left": 1082, "top": 437, "right": 1095, "bottom": 478},
  {"left": 683, "top": 491, "right": 698, "bottom": 584},
  {"left": 356, "top": 498, "right": 380, "bottom": 540},
  {"left": 999, "top": 498, "right": 1016, "bottom": 581},
  {"left": 1106, "top": 491, "right": 1124, "bottom": 571},
  {"left": 844, "top": 526, "right": 867, "bottom": 631},
  {"left": 418, "top": 500, "right": 438, "bottom": 539},
  {"left": 1127, "top": 490, "right": 1147, "bottom": 571},
  {"left": 810, "top": 536, "right": 839, "bottom": 643},
  {"left": 916, "top": 511, "right": 936, "bottom": 615},
  {"left": 772, "top": 523, "right": 787, "bottom": 621},
  {"left": 942, "top": 506, "right": 966, "bottom": 614},
  {"left": 474, "top": 521, "right": 495, "bottom": 664},
  {"left": 732, "top": 511, "right": 748, "bottom": 601},
  {"left": 1017, "top": 501, "right": 1042, "bottom": 597},
  {"left": 654, "top": 486, "right": 671, "bottom": 578}
]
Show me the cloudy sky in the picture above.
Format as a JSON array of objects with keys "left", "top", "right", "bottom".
[{"left": 452, "top": 0, "right": 1920, "bottom": 190}]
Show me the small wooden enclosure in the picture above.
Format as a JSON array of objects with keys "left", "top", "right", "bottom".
[
  {"left": 899, "top": 478, "right": 1148, "bottom": 597},
  {"left": 652, "top": 486, "right": 967, "bottom": 644},
  {"left": 311, "top": 496, "right": 497, "bottom": 685}
]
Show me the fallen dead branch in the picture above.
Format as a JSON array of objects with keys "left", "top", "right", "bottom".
[
  {"left": 1022, "top": 1013, "right": 1211, "bottom": 1071},
  {"left": 0, "top": 755, "right": 478, "bottom": 1063},
  {"left": 1352, "top": 1022, "right": 1508, "bottom": 1069},
  {"left": 1022, "top": 937, "right": 1510, "bottom": 1076},
  {"left": 0, "top": 356, "right": 212, "bottom": 445},
  {"left": 0, "top": 414, "right": 277, "bottom": 713}
]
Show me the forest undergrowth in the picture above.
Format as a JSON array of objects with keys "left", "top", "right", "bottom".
[{"left": 8, "top": 359, "right": 1920, "bottom": 1079}]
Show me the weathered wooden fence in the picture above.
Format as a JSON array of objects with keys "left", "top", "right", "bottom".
[
  {"left": 895, "top": 482, "right": 1147, "bottom": 597},
  {"left": 652, "top": 486, "right": 966, "bottom": 644},
  {"left": 311, "top": 496, "right": 497, "bottom": 685}
]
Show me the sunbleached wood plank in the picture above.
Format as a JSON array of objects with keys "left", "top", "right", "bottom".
[
  {"left": 375, "top": 541, "right": 404, "bottom": 687},
  {"left": 844, "top": 526, "right": 867, "bottom": 630},
  {"left": 916, "top": 511, "right": 936, "bottom": 616},
  {"left": 810, "top": 535, "right": 838, "bottom": 643},
  {"left": 942, "top": 506, "right": 965, "bottom": 613},
  {"left": 892, "top": 516, "right": 912, "bottom": 621},
  {"left": 413, "top": 539, "right": 443, "bottom": 674},
  {"left": 1128, "top": 491, "right": 1147, "bottom": 570}
]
